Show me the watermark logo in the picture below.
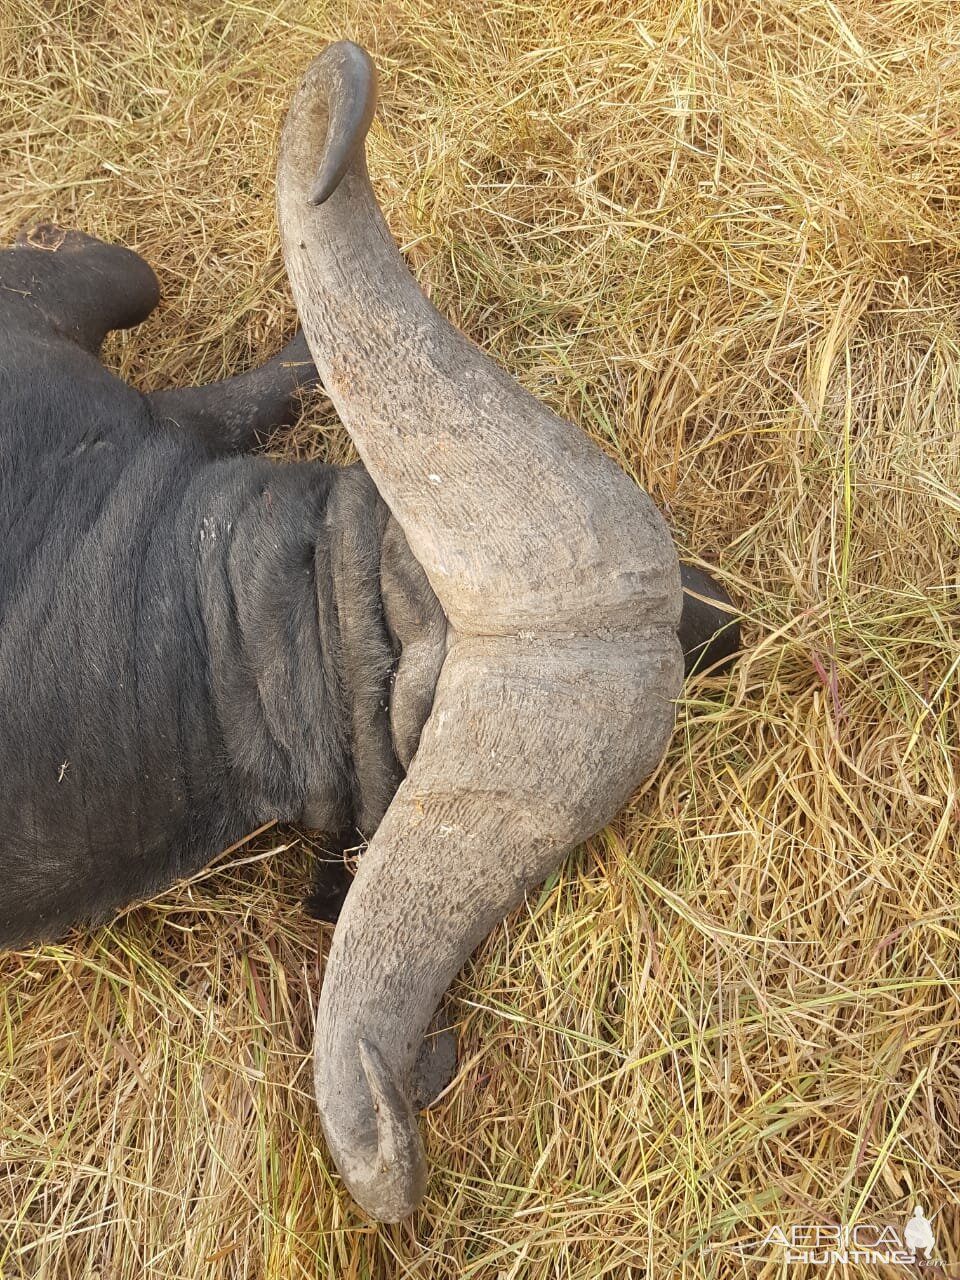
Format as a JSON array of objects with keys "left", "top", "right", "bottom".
[
  {"left": 755, "top": 1204, "right": 944, "bottom": 1268},
  {"left": 904, "top": 1205, "right": 937, "bottom": 1260}
]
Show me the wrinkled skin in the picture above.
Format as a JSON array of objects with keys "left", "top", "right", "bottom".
[{"left": 0, "top": 223, "right": 444, "bottom": 947}]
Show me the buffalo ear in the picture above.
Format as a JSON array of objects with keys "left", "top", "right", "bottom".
[{"left": 678, "top": 562, "right": 740, "bottom": 676}]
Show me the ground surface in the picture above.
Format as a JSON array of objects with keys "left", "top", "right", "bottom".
[{"left": 1, "top": 2, "right": 958, "bottom": 1277}]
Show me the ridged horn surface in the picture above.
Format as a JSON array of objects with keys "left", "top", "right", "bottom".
[{"left": 277, "top": 42, "right": 683, "bottom": 1222}]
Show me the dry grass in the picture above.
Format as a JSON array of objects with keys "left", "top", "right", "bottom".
[{"left": 1, "top": 0, "right": 959, "bottom": 1276}]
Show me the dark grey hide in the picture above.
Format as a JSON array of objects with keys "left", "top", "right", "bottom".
[
  {"left": 0, "top": 223, "right": 736, "bottom": 951},
  {"left": 0, "top": 224, "right": 434, "bottom": 946}
]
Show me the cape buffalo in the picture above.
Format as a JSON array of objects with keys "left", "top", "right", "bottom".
[{"left": 0, "top": 41, "right": 737, "bottom": 1221}]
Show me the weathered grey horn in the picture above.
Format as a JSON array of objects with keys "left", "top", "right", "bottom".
[{"left": 278, "top": 42, "right": 683, "bottom": 1221}]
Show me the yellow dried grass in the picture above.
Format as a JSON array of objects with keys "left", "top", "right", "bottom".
[{"left": 1, "top": 1, "right": 958, "bottom": 1276}]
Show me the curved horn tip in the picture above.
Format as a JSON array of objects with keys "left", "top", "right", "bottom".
[
  {"left": 333, "top": 1037, "right": 428, "bottom": 1222},
  {"left": 305, "top": 40, "right": 378, "bottom": 206}
]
